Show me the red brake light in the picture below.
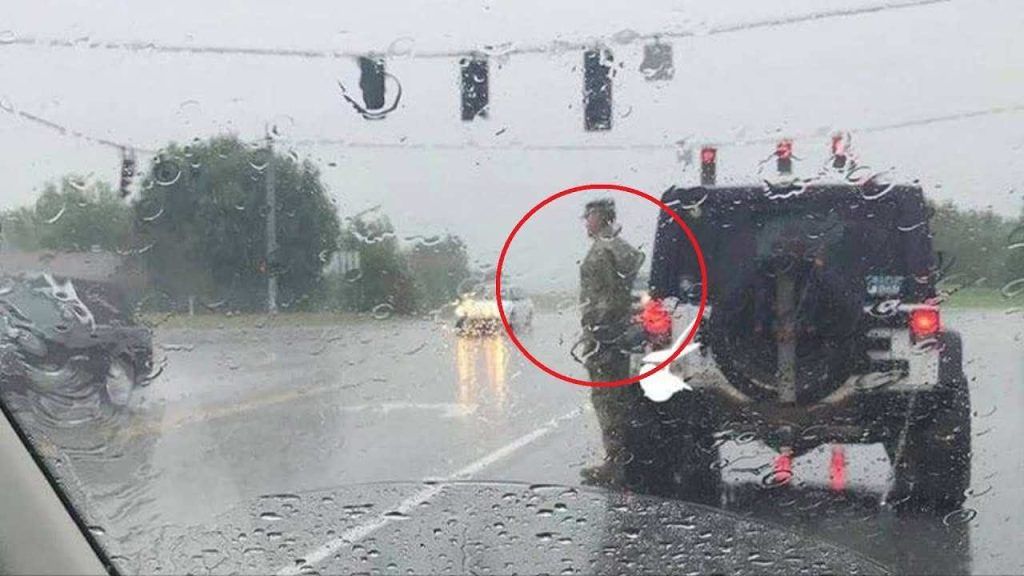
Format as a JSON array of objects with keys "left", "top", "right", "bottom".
[
  {"left": 641, "top": 299, "right": 672, "bottom": 348},
  {"left": 909, "top": 307, "right": 940, "bottom": 340},
  {"left": 641, "top": 299, "right": 671, "bottom": 335}
]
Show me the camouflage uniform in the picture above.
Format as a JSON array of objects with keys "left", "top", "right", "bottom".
[{"left": 579, "top": 222, "right": 644, "bottom": 472}]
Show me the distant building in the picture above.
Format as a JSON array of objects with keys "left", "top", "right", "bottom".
[
  {"left": 326, "top": 250, "right": 361, "bottom": 276},
  {"left": 0, "top": 250, "right": 147, "bottom": 290}
]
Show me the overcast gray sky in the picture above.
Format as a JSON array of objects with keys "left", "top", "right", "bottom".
[{"left": 2, "top": 0, "right": 1022, "bottom": 290}]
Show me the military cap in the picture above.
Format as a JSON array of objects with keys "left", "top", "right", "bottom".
[{"left": 583, "top": 198, "right": 616, "bottom": 221}]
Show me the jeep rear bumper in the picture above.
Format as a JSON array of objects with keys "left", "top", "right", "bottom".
[{"left": 637, "top": 328, "right": 954, "bottom": 455}]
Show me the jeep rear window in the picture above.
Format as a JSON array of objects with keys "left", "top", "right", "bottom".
[{"left": 651, "top": 186, "right": 934, "bottom": 301}]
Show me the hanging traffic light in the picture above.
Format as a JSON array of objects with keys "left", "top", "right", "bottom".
[
  {"left": 460, "top": 56, "right": 489, "bottom": 121},
  {"left": 119, "top": 147, "right": 136, "bottom": 198},
  {"left": 583, "top": 48, "right": 613, "bottom": 131},
  {"left": 776, "top": 139, "right": 793, "bottom": 175},
  {"left": 700, "top": 146, "right": 717, "bottom": 186},
  {"left": 338, "top": 56, "right": 402, "bottom": 120},
  {"left": 358, "top": 56, "right": 387, "bottom": 110},
  {"left": 831, "top": 132, "right": 849, "bottom": 170},
  {"left": 640, "top": 41, "right": 674, "bottom": 81}
]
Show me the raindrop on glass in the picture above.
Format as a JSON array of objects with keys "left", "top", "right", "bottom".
[
  {"left": 154, "top": 160, "right": 182, "bottom": 186},
  {"left": 372, "top": 303, "right": 394, "bottom": 320},
  {"left": 942, "top": 507, "right": 977, "bottom": 526},
  {"left": 41, "top": 203, "right": 67, "bottom": 224},
  {"left": 388, "top": 37, "right": 415, "bottom": 57},
  {"left": 611, "top": 29, "right": 640, "bottom": 45}
]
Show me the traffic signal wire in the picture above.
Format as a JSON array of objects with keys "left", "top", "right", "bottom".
[
  {"left": 0, "top": 0, "right": 949, "bottom": 62},
  {"left": 3, "top": 99, "right": 1022, "bottom": 156}
]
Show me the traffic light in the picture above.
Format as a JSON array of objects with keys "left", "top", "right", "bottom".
[
  {"left": 460, "top": 56, "right": 489, "bottom": 121},
  {"left": 358, "top": 56, "right": 387, "bottom": 111},
  {"left": 583, "top": 48, "right": 613, "bottom": 131},
  {"left": 831, "top": 132, "right": 849, "bottom": 170},
  {"left": 700, "top": 146, "right": 717, "bottom": 186},
  {"left": 119, "top": 147, "right": 136, "bottom": 198},
  {"left": 776, "top": 139, "right": 793, "bottom": 175}
]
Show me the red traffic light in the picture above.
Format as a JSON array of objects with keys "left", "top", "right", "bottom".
[
  {"left": 775, "top": 139, "right": 794, "bottom": 175},
  {"left": 700, "top": 146, "right": 717, "bottom": 186},
  {"left": 700, "top": 147, "right": 717, "bottom": 164},
  {"left": 831, "top": 133, "right": 849, "bottom": 170},
  {"left": 776, "top": 139, "right": 793, "bottom": 160},
  {"left": 831, "top": 134, "right": 846, "bottom": 156}
]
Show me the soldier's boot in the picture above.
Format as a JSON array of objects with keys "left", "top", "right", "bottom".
[
  {"left": 581, "top": 383, "right": 632, "bottom": 487},
  {"left": 580, "top": 461, "right": 624, "bottom": 487}
]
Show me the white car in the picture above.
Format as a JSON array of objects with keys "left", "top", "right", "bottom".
[{"left": 455, "top": 285, "right": 534, "bottom": 335}]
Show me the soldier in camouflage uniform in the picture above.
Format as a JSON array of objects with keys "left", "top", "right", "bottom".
[{"left": 578, "top": 198, "right": 645, "bottom": 486}]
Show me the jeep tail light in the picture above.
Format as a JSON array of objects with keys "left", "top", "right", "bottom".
[
  {"left": 909, "top": 307, "right": 940, "bottom": 341},
  {"left": 641, "top": 299, "right": 672, "bottom": 347}
]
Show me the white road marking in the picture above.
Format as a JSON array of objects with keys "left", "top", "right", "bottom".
[{"left": 276, "top": 407, "right": 583, "bottom": 575}]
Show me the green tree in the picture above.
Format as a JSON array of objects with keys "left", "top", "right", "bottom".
[
  {"left": 337, "top": 210, "right": 418, "bottom": 314},
  {"left": 1006, "top": 202, "right": 1024, "bottom": 284},
  {"left": 929, "top": 201, "right": 1017, "bottom": 286},
  {"left": 1, "top": 206, "right": 41, "bottom": 251},
  {"left": 133, "top": 135, "right": 341, "bottom": 311},
  {"left": 2, "top": 178, "right": 131, "bottom": 252},
  {"left": 408, "top": 235, "right": 470, "bottom": 311}
]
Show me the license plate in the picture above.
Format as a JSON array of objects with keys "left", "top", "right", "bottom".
[{"left": 866, "top": 275, "right": 903, "bottom": 297}]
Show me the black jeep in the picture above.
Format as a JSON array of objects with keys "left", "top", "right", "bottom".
[{"left": 629, "top": 180, "right": 969, "bottom": 511}]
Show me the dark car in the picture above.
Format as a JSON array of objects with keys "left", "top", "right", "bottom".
[
  {"left": 630, "top": 180, "right": 969, "bottom": 511},
  {"left": 0, "top": 273, "right": 153, "bottom": 412}
]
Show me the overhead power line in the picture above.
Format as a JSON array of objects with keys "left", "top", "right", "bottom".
[
  {"left": 3, "top": 100, "right": 1023, "bottom": 156},
  {"left": 0, "top": 101, "right": 158, "bottom": 153},
  {"left": 290, "top": 104, "right": 1024, "bottom": 151},
  {"left": 1, "top": 0, "right": 949, "bottom": 61}
]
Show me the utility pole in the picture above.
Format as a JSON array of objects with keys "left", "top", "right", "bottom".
[{"left": 265, "top": 126, "right": 278, "bottom": 314}]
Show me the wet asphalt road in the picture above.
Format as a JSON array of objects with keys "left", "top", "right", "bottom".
[{"left": 57, "top": 309, "right": 1023, "bottom": 575}]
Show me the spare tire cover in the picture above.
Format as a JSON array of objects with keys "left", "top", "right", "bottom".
[{"left": 707, "top": 255, "right": 863, "bottom": 404}]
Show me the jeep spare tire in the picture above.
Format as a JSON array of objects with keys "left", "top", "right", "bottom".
[{"left": 707, "top": 255, "right": 862, "bottom": 404}]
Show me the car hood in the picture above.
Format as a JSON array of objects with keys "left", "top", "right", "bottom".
[{"left": 110, "top": 481, "right": 888, "bottom": 575}]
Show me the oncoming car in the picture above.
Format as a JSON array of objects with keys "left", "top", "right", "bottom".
[{"left": 455, "top": 284, "right": 534, "bottom": 335}]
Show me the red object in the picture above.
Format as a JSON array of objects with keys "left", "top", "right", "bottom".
[
  {"left": 776, "top": 139, "right": 793, "bottom": 159},
  {"left": 641, "top": 299, "right": 672, "bottom": 336},
  {"left": 909, "top": 307, "right": 941, "bottom": 340},
  {"left": 700, "top": 147, "right": 717, "bottom": 165},
  {"left": 495, "top": 183, "right": 708, "bottom": 388},
  {"left": 700, "top": 147, "right": 717, "bottom": 186},
  {"left": 773, "top": 451, "right": 793, "bottom": 485},
  {"left": 831, "top": 134, "right": 846, "bottom": 156},
  {"left": 829, "top": 444, "right": 846, "bottom": 492},
  {"left": 830, "top": 134, "right": 848, "bottom": 169}
]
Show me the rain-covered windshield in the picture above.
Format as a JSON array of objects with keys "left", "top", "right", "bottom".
[
  {"left": 0, "top": 277, "right": 65, "bottom": 329},
  {"left": 1, "top": 1, "right": 1022, "bottom": 575}
]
